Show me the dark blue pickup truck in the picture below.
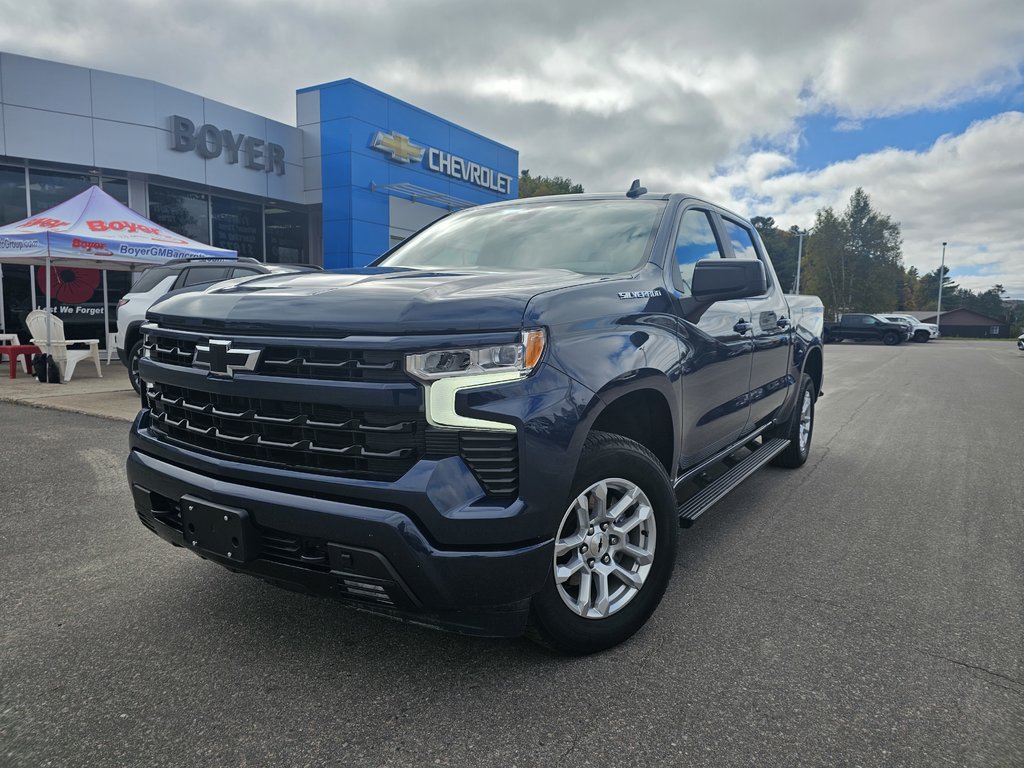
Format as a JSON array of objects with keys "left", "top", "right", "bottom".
[{"left": 127, "top": 189, "right": 824, "bottom": 654}]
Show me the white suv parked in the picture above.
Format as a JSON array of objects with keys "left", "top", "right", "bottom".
[
  {"left": 117, "top": 258, "right": 320, "bottom": 392},
  {"left": 881, "top": 314, "right": 940, "bottom": 343}
]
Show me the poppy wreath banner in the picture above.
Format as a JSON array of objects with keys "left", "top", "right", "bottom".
[{"left": 37, "top": 265, "right": 101, "bottom": 305}]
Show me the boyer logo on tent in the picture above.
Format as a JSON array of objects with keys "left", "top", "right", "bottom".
[
  {"left": 71, "top": 237, "right": 113, "bottom": 257},
  {"left": 18, "top": 217, "right": 69, "bottom": 230},
  {"left": 85, "top": 220, "right": 189, "bottom": 245}
]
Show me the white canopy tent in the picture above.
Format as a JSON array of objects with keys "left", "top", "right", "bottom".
[{"left": 0, "top": 185, "right": 235, "bottom": 346}]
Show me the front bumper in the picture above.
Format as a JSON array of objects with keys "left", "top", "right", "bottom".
[{"left": 127, "top": 445, "right": 553, "bottom": 637}]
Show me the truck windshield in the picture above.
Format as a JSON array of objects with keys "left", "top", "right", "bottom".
[{"left": 380, "top": 200, "right": 667, "bottom": 275}]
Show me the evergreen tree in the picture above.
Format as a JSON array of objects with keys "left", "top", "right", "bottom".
[{"left": 751, "top": 216, "right": 799, "bottom": 292}]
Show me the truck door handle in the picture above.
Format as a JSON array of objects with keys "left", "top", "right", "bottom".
[
  {"left": 776, "top": 317, "right": 790, "bottom": 328},
  {"left": 733, "top": 320, "right": 752, "bottom": 334}
]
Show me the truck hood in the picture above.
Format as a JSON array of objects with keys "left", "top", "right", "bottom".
[{"left": 147, "top": 267, "right": 604, "bottom": 334}]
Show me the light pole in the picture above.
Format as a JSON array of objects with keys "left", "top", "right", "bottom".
[
  {"left": 936, "top": 241, "right": 947, "bottom": 336},
  {"left": 793, "top": 228, "right": 809, "bottom": 294}
]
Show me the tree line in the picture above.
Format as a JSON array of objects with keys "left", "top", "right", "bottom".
[
  {"left": 756, "top": 188, "right": 1017, "bottom": 327},
  {"left": 519, "top": 171, "right": 1019, "bottom": 329}
]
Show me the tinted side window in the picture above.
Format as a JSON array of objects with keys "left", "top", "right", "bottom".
[
  {"left": 674, "top": 209, "right": 724, "bottom": 295},
  {"left": 722, "top": 219, "right": 759, "bottom": 260},
  {"left": 230, "top": 268, "right": 262, "bottom": 279},
  {"left": 131, "top": 267, "right": 175, "bottom": 293},
  {"left": 181, "top": 267, "right": 230, "bottom": 287}
]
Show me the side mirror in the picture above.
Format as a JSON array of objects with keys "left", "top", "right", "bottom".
[{"left": 691, "top": 259, "right": 767, "bottom": 302}]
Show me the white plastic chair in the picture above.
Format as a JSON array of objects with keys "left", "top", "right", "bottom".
[
  {"left": 106, "top": 332, "right": 119, "bottom": 365},
  {"left": 26, "top": 310, "right": 102, "bottom": 382}
]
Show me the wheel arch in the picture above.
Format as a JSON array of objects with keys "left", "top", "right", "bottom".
[
  {"left": 802, "top": 345, "right": 824, "bottom": 399},
  {"left": 122, "top": 320, "right": 146, "bottom": 352},
  {"left": 582, "top": 378, "right": 677, "bottom": 476}
]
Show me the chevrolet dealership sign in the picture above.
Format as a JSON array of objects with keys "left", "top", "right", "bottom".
[{"left": 371, "top": 131, "right": 513, "bottom": 194}]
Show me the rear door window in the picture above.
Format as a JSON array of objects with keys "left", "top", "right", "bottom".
[
  {"left": 179, "top": 266, "right": 230, "bottom": 287},
  {"left": 130, "top": 267, "right": 175, "bottom": 293},
  {"left": 721, "top": 219, "right": 760, "bottom": 260}
]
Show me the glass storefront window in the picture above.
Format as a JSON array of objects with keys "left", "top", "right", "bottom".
[
  {"left": 265, "top": 207, "right": 309, "bottom": 264},
  {"left": 0, "top": 165, "right": 27, "bottom": 226},
  {"left": 101, "top": 177, "right": 130, "bottom": 206},
  {"left": 29, "top": 168, "right": 95, "bottom": 214},
  {"left": 148, "top": 184, "right": 210, "bottom": 243},
  {"left": 212, "top": 196, "right": 264, "bottom": 260}
]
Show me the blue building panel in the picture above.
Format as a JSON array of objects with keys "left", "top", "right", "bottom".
[
  {"left": 319, "top": 117, "right": 387, "bottom": 161},
  {"left": 322, "top": 219, "right": 352, "bottom": 256},
  {"left": 301, "top": 78, "right": 518, "bottom": 269},
  {"left": 349, "top": 186, "right": 389, "bottom": 225},
  {"left": 318, "top": 80, "right": 389, "bottom": 129},
  {"left": 351, "top": 221, "right": 390, "bottom": 262},
  {"left": 320, "top": 152, "right": 351, "bottom": 190},
  {"left": 386, "top": 100, "right": 451, "bottom": 149}
]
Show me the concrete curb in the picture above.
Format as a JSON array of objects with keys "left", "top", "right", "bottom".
[{"left": 0, "top": 362, "right": 139, "bottom": 423}]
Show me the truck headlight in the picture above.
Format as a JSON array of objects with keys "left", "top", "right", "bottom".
[
  {"left": 406, "top": 329, "right": 546, "bottom": 432},
  {"left": 406, "top": 329, "right": 546, "bottom": 381}
]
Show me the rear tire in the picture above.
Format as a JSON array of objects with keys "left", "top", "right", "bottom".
[
  {"left": 529, "top": 431, "right": 677, "bottom": 655},
  {"left": 771, "top": 373, "right": 815, "bottom": 468}
]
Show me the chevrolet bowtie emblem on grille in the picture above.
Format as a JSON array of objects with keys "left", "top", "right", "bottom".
[
  {"left": 193, "top": 340, "right": 261, "bottom": 378},
  {"left": 370, "top": 131, "right": 425, "bottom": 163}
]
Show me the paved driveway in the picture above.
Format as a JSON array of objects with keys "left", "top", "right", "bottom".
[{"left": 1, "top": 340, "right": 1021, "bottom": 766}]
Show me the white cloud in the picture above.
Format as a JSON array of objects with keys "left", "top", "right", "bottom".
[
  {"left": 0, "top": 0, "right": 1020, "bottom": 293},
  {"left": 709, "top": 113, "right": 1024, "bottom": 298}
]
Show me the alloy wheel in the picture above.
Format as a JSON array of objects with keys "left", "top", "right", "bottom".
[{"left": 553, "top": 478, "right": 657, "bottom": 619}]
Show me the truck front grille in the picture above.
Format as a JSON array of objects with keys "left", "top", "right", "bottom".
[
  {"left": 145, "top": 328, "right": 408, "bottom": 383},
  {"left": 147, "top": 382, "right": 425, "bottom": 480}
]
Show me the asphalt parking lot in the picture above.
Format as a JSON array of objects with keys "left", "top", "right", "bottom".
[{"left": 1, "top": 339, "right": 1021, "bottom": 767}]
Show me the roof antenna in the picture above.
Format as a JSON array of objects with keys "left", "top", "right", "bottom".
[{"left": 626, "top": 179, "right": 647, "bottom": 198}]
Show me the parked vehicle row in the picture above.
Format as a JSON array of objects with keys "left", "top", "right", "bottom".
[
  {"left": 881, "top": 313, "right": 940, "bottom": 342},
  {"left": 823, "top": 313, "right": 908, "bottom": 345},
  {"left": 823, "top": 312, "right": 943, "bottom": 345}
]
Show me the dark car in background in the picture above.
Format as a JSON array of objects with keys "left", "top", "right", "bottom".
[{"left": 823, "top": 313, "right": 908, "bottom": 345}]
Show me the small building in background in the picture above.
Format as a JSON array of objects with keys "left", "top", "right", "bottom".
[{"left": 905, "top": 309, "right": 1010, "bottom": 338}]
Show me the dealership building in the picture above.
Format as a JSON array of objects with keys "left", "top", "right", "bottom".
[{"left": 0, "top": 51, "right": 518, "bottom": 334}]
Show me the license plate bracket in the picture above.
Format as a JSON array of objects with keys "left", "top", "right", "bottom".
[{"left": 180, "top": 496, "right": 254, "bottom": 562}]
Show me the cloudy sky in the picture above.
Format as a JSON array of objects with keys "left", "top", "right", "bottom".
[{"left": 2, "top": 0, "right": 1022, "bottom": 296}]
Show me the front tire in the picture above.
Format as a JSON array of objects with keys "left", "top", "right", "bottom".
[
  {"left": 529, "top": 431, "right": 677, "bottom": 655},
  {"left": 882, "top": 331, "right": 900, "bottom": 346},
  {"left": 914, "top": 331, "right": 930, "bottom": 343},
  {"left": 128, "top": 339, "right": 144, "bottom": 394}
]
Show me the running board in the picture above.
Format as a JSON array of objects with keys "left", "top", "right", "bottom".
[{"left": 677, "top": 438, "right": 790, "bottom": 526}]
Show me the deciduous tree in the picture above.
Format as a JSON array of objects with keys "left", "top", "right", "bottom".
[{"left": 518, "top": 170, "right": 584, "bottom": 198}]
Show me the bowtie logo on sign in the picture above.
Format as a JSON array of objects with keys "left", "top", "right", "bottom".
[
  {"left": 371, "top": 132, "right": 425, "bottom": 163},
  {"left": 370, "top": 131, "right": 513, "bottom": 194}
]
